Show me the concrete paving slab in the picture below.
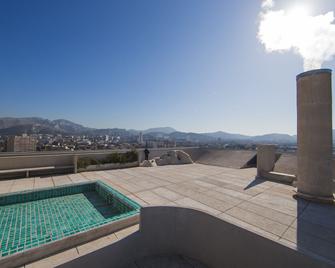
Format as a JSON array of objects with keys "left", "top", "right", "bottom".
[
  {"left": 250, "top": 192, "right": 308, "bottom": 217},
  {"left": 80, "top": 171, "right": 100, "bottom": 180},
  {"left": 52, "top": 175, "right": 72, "bottom": 186},
  {"left": 68, "top": 173, "right": 88, "bottom": 183},
  {"left": 34, "top": 177, "right": 54, "bottom": 189},
  {"left": 203, "top": 189, "right": 243, "bottom": 206},
  {"left": 25, "top": 248, "right": 79, "bottom": 268},
  {"left": 114, "top": 224, "right": 139, "bottom": 240},
  {"left": 213, "top": 186, "right": 251, "bottom": 201},
  {"left": 238, "top": 201, "right": 296, "bottom": 226},
  {"left": 299, "top": 204, "right": 335, "bottom": 231},
  {"left": 191, "top": 192, "right": 236, "bottom": 212},
  {"left": 281, "top": 227, "right": 335, "bottom": 261},
  {"left": 225, "top": 206, "right": 288, "bottom": 237},
  {"left": 152, "top": 187, "right": 185, "bottom": 201},
  {"left": 77, "top": 234, "right": 118, "bottom": 255},
  {"left": 136, "top": 190, "right": 171, "bottom": 205},
  {"left": 191, "top": 179, "right": 217, "bottom": 190},
  {"left": 218, "top": 212, "right": 280, "bottom": 241},
  {"left": 10, "top": 178, "right": 35, "bottom": 192},
  {"left": 0, "top": 180, "right": 14, "bottom": 193},
  {"left": 289, "top": 218, "right": 335, "bottom": 244},
  {"left": 126, "top": 194, "right": 148, "bottom": 206},
  {"left": 166, "top": 184, "right": 201, "bottom": 198},
  {"left": 175, "top": 197, "right": 221, "bottom": 216}
]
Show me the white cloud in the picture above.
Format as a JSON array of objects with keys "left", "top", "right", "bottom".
[
  {"left": 261, "top": 0, "right": 274, "bottom": 9},
  {"left": 258, "top": 1, "right": 335, "bottom": 70}
]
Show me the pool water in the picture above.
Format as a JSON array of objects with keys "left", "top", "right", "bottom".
[{"left": 0, "top": 181, "right": 140, "bottom": 257}]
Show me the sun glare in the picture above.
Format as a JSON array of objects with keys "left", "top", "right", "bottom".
[{"left": 288, "top": 5, "right": 310, "bottom": 18}]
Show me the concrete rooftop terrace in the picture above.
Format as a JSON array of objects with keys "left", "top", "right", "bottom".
[{"left": 1, "top": 163, "right": 335, "bottom": 267}]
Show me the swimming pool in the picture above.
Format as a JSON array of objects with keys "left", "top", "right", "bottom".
[{"left": 0, "top": 180, "right": 140, "bottom": 262}]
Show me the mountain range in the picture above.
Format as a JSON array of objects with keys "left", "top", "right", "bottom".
[{"left": 0, "top": 117, "right": 299, "bottom": 144}]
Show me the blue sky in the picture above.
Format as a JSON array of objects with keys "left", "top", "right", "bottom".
[{"left": 1, "top": 0, "right": 334, "bottom": 135}]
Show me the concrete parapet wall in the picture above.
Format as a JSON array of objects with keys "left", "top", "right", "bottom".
[
  {"left": 0, "top": 154, "right": 74, "bottom": 170},
  {"left": 0, "top": 148, "right": 258, "bottom": 173},
  {"left": 0, "top": 147, "right": 198, "bottom": 178},
  {"left": 257, "top": 145, "right": 276, "bottom": 177},
  {"left": 59, "top": 206, "right": 334, "bottom": 268}
]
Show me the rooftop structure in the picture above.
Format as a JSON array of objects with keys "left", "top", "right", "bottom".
[
  {"left": 0, "top": 163, "right": 334, "bottom": 267},
  {"left": 296, "top": 69, "right": 334, "bottom": 203}
]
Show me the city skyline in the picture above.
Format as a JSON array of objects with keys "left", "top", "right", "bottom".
[
  {"left": 0, "top": 116, "right": 299, "bottom": 136},
  {"left": 0, "top": 116, "right": 299, "bottom": 154},
  {"left": 1, "top": 0, "right": 335, "bottom": 136}
]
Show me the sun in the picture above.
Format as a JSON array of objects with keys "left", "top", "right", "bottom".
[{"left": 287, "top": 5, "right": 310, "bottom": 18}]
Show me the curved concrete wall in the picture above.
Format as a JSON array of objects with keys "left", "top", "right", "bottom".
[{"left": 59, "top": 206, "right": 334, "bottom": 268}]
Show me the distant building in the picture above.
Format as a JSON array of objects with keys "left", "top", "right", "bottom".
[
  {"left": 6, "top": 134, "right": 37, "bottom": 152},
  {"left": 138, "top": 132, "right": 144, "bottom": 144}
]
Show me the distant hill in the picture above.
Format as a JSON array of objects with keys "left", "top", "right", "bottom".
[
  {"left": 203, "top": 131, "right": 250, "bottom": 141},
  {"left": 143, "top": 127, "right": 176, "bottom": 134},
  {"left": 0, "top": 117, "right": 91, "bottom": 135},
  {"left": 0, "top": 117, "right": 50, "bottom": 129},
  {"left": 51, "top": 119, "right": 93, "bottom": 134},
  {"left": 0, "top": 116, "right": 308, "bottom": 144},
  {"left": 169, "top": 131, "right": 215, "bottom": 143},
  {"left": 202, "top": 131, "right": 297, "bottom": 144},
  {"left": 252, "top": 133, "right": 297, "bottom": 144}
]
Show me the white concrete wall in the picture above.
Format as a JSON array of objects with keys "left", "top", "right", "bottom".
[{"left": 0, "top": 148, "right": 199, "bottom": 178}]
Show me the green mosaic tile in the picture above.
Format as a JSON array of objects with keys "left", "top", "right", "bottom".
[{"left": 0, "top": 181, "right": 140, "bottom": 257}]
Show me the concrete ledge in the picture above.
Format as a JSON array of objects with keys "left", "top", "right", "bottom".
[
  {"left": 0, "top": 214, "right": 139, "bottom": 268},
  {"left": 266, "top": 171, "right": 296, "bottom": 184},
  {"left": 78, "top": 161, "right": 139, "bottom": 172}
]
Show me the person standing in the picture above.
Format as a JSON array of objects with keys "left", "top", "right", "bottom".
[{"left": 144, "top": 148, "right": 150, "bottom": 160}]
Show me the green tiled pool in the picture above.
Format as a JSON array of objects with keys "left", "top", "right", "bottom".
[{"left": 0, "top": 181, "right": 140, "bottom": 257}]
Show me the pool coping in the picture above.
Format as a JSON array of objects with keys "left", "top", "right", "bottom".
[{"left": 0, "top": 181, "right": 141, "bottom": 268}]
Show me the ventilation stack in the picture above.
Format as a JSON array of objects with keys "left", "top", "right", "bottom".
[{"left": 296, "top": 69, "right": 334, "bottom": 203}]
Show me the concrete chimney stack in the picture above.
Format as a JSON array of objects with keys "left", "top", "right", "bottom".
[{"left": 296, "top": 69, "right": 334, "bottom": 203}]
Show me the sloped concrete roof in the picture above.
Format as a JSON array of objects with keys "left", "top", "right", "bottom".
[
  {"left": 187, "top": 149, "right": 256, "bottom": 169},
  {"left": 274, "top": 153, "right": 335, "bottom": 180},
  {"left": 273, "top": 153, "right": 298, "bottom": 175}
]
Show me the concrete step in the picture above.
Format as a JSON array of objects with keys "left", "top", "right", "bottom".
[{"left": 265, "top": 171, "right": 296, "bottom": 184}]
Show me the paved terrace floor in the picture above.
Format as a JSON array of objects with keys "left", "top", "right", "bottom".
[{"left": 0, "top": 163, "right": 335, "bottom": 267}]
